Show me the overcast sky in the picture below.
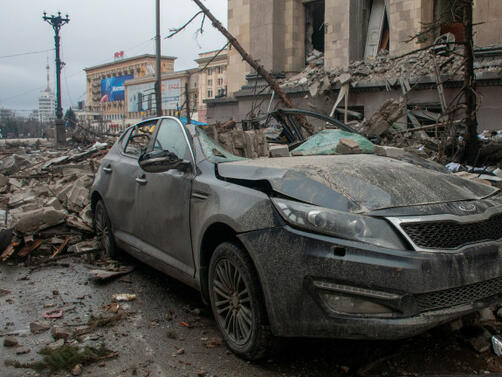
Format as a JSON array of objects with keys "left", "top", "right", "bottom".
[{"left": 0, "top": 0, "right": 227, "bottom": 115}]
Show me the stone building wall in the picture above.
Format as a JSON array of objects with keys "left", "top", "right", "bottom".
[{"left": 226, "top": 0, "right": 502, "bottom": 96}]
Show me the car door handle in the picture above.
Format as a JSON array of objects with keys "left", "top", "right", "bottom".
[
  {"left": 103, "top": 166, "right": 112, "bottom": 173},
  {"left": 135, "top": 177, "right": 147, "bottom": 185}
]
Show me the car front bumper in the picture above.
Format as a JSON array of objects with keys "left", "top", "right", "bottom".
[{"left": 238, "top": 225, "right": 502, "bottom": 339}]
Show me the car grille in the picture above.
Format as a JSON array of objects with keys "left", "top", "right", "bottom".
[
  {"left": 400, "top": 214, "right": 502, "bottom": 249},
  {"left": 415, "top": 276, "right": 502, "bottom": 312}
]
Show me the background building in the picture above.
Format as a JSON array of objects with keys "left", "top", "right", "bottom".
[
  {"left": 84, "top": 50, "right": 228, "bottom": 128},
  {"left": 124, "top": 68, "right": 199, "bottom": 125},
  {"left": 38, "top": 61, "right": 55, "bottom": 124},
  {"left": 84, "top": 54, "right": 176, "bottom": 129},
  {"left": 206, "top": 0, "right": 502, "bottom": 131},
  {"left": 226, "top": 0, "right": 502, "bottom": 94},
  {"left": 195, "top": 48, "right": 228, "bottom": 122}
]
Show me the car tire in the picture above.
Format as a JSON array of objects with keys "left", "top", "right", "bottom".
[
  {"left": 94, "top": 199, "right": 117, "bottom": 258},
  {"left": 208, "top": 241, "right": 272, "bottom": 360}
]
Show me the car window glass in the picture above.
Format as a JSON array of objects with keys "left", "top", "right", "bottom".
[
  {"left": 124, "top": 122, "right": 156, "bottom": 156},
  {"left": 195, "top": 127, "right": 244, "bottom": 163},
  {"left": 153, "top": 118, "right": 189, "bottom": 160}
]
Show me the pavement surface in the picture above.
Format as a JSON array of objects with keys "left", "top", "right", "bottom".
[{"left": 3, "top": 254, "right": 502, "bottom": 377}]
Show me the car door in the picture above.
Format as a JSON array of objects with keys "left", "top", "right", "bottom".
[
  {"left": 104, "top": 121, "right": 158, "bottom": 238},
  {"left": 133, "top": 117, "right": 195, "bottom": 276}
]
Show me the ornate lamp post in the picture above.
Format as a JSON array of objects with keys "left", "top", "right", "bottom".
[{"left": 43, "top": 11, "right": 70, "bottom": 146}]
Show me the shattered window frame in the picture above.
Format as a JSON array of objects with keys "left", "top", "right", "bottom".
[
  {"left": 123, "top": 120, "right": 158, "bottom": 157},
  {"left": 194, "top": 126, "right": 245, "bottom": 164}
]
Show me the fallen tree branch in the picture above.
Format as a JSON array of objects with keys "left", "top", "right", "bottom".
[{"left": 190, "top": 0, "right": 312, "bottom": 135}]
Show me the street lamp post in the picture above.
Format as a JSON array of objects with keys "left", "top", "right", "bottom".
[{"left": 43, "top": 11, "right": 69, "bottom": 146}]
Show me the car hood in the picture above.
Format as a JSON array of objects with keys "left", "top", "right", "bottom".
[{"left": 217, "top": 155, "right": 497, "bottom": 213}]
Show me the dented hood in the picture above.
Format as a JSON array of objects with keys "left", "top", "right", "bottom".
[{"left": 217, "top": 155, "right": 497, "bottom": 213}]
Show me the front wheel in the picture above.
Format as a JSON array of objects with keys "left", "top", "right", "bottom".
[
  {"left": 208, "top": 241, "right": 272, "bottom": 360},
  {"left": 93, "top": 199, "right": 117, "bottom": 258}
]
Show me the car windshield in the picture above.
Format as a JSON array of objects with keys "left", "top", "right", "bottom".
[{"left": 195, "top": 126, "right": 245, "bottom": 163}]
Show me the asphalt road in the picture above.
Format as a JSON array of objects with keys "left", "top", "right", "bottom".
[{"left": 2, "top": 254, "right": 502, "bottom": 377}]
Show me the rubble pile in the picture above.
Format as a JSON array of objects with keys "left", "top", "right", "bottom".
[
  {"left": 203, "top": 120, "right": 269, "bottom": 158},
  {"left": 283, "top": 46, "right": 502, "bottom": 95},
  {"left": 0, "top": 140, "right": 111, "bottom": 265}
]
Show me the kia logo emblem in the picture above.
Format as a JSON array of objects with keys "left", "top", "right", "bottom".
[{"left": 458, "top": 203, "right": 476, "bottom": 212}]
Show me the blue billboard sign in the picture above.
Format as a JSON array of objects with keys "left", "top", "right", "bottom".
[{"left": 100, "top": 74, "right": 133, "bottom": 102}]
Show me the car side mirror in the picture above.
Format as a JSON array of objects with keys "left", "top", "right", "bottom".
[{"left": 138, "top": 150, "right": 192, "bottom": 173}]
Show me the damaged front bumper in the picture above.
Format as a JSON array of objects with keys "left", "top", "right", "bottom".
[{"left": 238, "top": 225, "right": 502, "bottom": 339}]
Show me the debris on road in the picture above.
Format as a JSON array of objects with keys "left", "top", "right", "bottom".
[
  {"left": 88, "top": 265, "right": 135, "bottom": 281},
  {"left": 0, "top": 139, "right": 111, "bottom": 266},
  {"left": 112, "top": 293, "right": 136, "bottom": 302},
  {"left": 30, "top": 320, "right": 51, "bottom": 334},
  {"left": 43, "top": 308, "right": 63, "bottom": 319},
  {"left": 4, "top": 336, "right": 19, "bottom": 347}
]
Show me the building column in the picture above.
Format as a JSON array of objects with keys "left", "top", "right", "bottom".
[
  {"left": 227, "top": 0, "right": 252, "bottom": 95},
  {"left": 324, "top": 0, "right": 351, "bottom": 70}
]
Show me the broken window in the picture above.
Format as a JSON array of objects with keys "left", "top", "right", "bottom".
[
  {"left": 304, "top": 0, "right": 325, "bottom": 61},
  {"left": 407, "top": 103, "right": 444, "bottom": 137},
  {"left": 195, "top": 127, "right": 243, "bottom": 163},
  {"left": 124, "top": 121, "right": 157, "bottom": 156},
  {"left": 434, "top": 0, "right": 464, "bottom": 42},
  {"left": 364, "top": 0, "right": 390, "bottom": 59}
]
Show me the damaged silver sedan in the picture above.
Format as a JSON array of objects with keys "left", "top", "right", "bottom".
[{"left": 91, "top": 111, "right": 502, "bottom": 360}]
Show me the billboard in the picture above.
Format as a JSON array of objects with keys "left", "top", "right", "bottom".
[
  {"left": 100, "top": 74, "right": 133, "bottom": 102},
  {"left": 127, "top": 78, "right": 181, "bottom": 112}
]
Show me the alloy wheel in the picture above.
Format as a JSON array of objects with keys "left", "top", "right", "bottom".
[
  {"left": 212, "top": 258, "right": 253, "bottom": 345},
  {"left": 95, "top": 202, "right": 113, "bottom": 257}
]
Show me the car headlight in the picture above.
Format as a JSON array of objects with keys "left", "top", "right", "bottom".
[{"left": 271, "top": 198, "right": 406, "bottom": 250}]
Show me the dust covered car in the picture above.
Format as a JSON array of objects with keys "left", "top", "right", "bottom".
[{"left": 91, "top": 110, "right": 502, "bottom": 360}]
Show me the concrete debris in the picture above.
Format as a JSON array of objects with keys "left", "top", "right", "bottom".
[
  {"left": 204, "top": 123, "right": 269, "bottom": 158},
  {"left": 282, "top": 45, "right": 502, "bottom": 93},
  {"left": 88, "top": 265, "right": 135, "bottom": 281},
  {"left": 71, "top": 364, "right": 83, "bottom": 376},
  {"left": 16, "top": 347, "right": 30, "bottom": 355},
  {"left": 45, "top": 338, "right": 65, "bottom": 351},
  {"left": 269, "top": 144, "right": 290, "bottom": 158},
  {"left": 30, "top": 320, "right": 51, "bottom": 334},
  {"left": 0, "top": 139, "right": 111, "bottom": 265},
  {"left": 112, "top": 293, "right": 137, "bottom": 302},
  {"left": 359, "top": 98, "right": 407, "bottom": 136},
  {"left": 3, "top": 336, "right": 18, "bottom": 347},
  {"left": 14, "top": 208, "right": 67, "bottom": 234},
  {"left": 0, "top": 154, "right": 30, "bottom": 176},
  {"left": 335, "top": 138, "right": 362, "bottom": 154},
  {"left": 52, "top": 325, "right": 72, "bottom": 340}
]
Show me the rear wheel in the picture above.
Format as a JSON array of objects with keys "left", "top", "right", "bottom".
[
  {"left": 94, "top": 200, "right": 117, "bottom": 258},
  {"left": 208, "top": 241, "right": 272, "bottom": 360}
]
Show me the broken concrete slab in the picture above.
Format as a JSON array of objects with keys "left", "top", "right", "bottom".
[
  {"left": 0, "top": 154, "right": 29, "bottom": 176},
  {"left": 30, "top": 320, "right": 51, "bottom": 334},
  {"left": 269, "top": 144, "right": 290, "bottom": 158},
  {"left": 52, "top": 326, "right": 72, "bottom": 340},
  {"left": 14, "top": 208, "right": 67, "bottom": 234},
  {"left": 88, "top": 266, "right": 135, "bottom": 282},
  {"left": 335, "top": 138, "right": 362, "bottom": 154},
  {"left": 4, "top": 336, "right": 18, "bottom": 347},
  {"left": 361, "top": 98, "right": 406, "bottom": 136}
]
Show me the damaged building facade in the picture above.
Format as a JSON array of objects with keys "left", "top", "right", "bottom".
[{"left": 208, "top": 0, "right": 502, "bottom": 131}]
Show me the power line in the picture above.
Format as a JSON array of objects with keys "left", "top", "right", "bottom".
[{"left": 0, "top": 48, "right": 54, "bottom": 60}]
